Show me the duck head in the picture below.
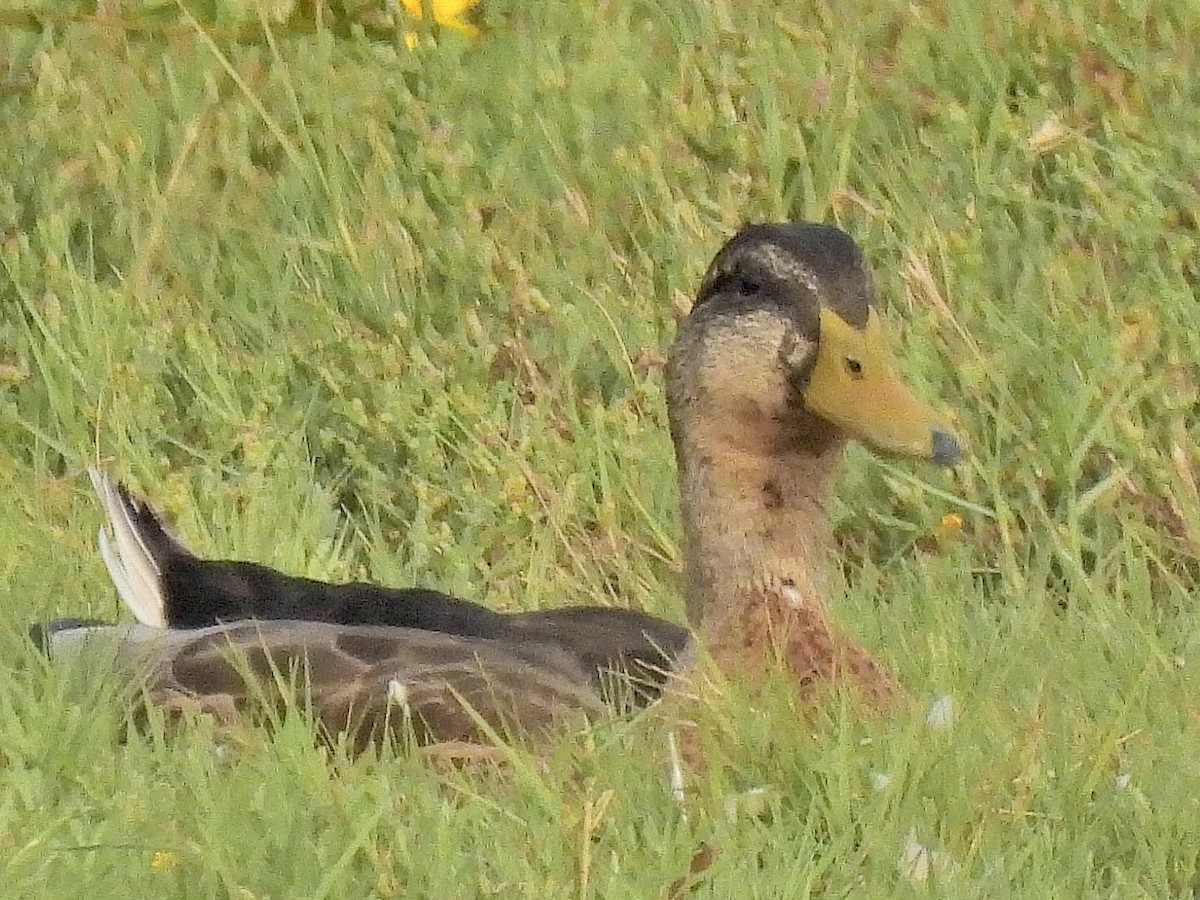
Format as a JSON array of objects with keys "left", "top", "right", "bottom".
[{"left": 668, "top": 222, "right": 961, "bottom": 466}]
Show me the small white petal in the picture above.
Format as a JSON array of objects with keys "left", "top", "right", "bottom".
[
  {"left": 926, "top": 695, "right": 956, "bottom": 729},
  {"left": 898, "top": 830, "right": 961, "bottom": 883},
  {"left": 1115, "top": 772, "right": 1132, "bottom": 790},
  {"left": 871, "top": 772, "right": 892, "bottom": 791}
]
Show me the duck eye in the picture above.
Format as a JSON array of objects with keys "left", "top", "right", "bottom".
[
  {"left": 844, "top": 358, "right": 864, "bottom": 378},
  {"left": 736, "top": 278, "right": 762, "bottom": 297}
]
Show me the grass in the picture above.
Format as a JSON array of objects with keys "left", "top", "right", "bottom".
[{"left": 1, "top": 0, "right": 1199, "bottom": 895}]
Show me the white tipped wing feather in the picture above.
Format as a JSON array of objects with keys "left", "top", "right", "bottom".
[
  {"left": 96, "top": 525, "right": 141, "bottom": 620},
  {"left": 87, "top": 466, "right": 168, "bottom": 628}
]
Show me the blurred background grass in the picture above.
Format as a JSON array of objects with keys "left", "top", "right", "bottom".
[{"left": 1, "top": 0, "right": 1199, "bottom": 895}]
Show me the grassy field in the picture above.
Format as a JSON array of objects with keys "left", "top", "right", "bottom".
[{"left": 1, "top": 0, "right": 1199, "bottom": 895}]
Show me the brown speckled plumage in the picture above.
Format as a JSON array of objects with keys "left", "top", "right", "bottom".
[{"left": 143, "top": 621, "right": 608, "bottom": 750}]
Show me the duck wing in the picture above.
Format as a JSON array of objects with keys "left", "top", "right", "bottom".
[
  {"left": 88, "top": 468, "right": 691, "bottom": 703},
  {"left": 506, "top": 607, "right": 689, "bottom": 705},
  {"left": 44, "top": 620, "right": 610, "bottom": 750}
]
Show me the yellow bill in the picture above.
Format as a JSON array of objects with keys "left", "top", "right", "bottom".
[{"left": 802, "top": 308, "right": 961, "bottom": 465}]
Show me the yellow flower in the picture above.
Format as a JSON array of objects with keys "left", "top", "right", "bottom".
[
  {"left": 150, "top": 850, "right": 181, "bottom": 870},
  {"left": 939, "top": 512, "right": 964, "bottom": 533},
  {"left": 400, "top": 0, "right": 481, "bottom": 37}
]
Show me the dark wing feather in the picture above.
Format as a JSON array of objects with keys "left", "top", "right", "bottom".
[
  {"left": 506, "top": 607, "right": 690, "bottom": 703},
  {"left": 162, "top": 556, "right": 509, "bottom": 634}
]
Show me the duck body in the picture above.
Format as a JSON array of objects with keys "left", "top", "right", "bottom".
[
  {"left": 39, "top": 222, "right": 961, "bottom": 750},
  {"left": 40, "top": 469, "right": 688, "bottom": 741},
  {"left": 157, "top": 561, "right": 687, "bottom": 696}
]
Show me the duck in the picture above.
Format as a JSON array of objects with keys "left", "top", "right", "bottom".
[{"left": 35, "top": 222, "right": 961, "bottom": 751}]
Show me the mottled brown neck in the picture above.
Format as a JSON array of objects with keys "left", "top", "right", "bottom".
[
  {"left": 674, "top": 407, "right": 844, "bottom": 636},
  {"left": 671, "top": 411, "right": 902, "bottom": 705}
]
